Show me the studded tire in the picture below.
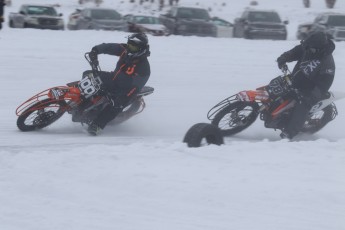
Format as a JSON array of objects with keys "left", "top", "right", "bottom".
[
  {"left": 17, "top": 99, "right": 66, "bottom": 132},
  {"left": 211, "top": 101, "right": 259, "bottom": 137}
]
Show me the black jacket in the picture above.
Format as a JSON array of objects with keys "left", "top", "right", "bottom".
[
  {"left": 93, "top": 43, "right": 151, "bottom": 101},
  {"left": 278, "top": 40, "right": 335, "bottom": 95}
]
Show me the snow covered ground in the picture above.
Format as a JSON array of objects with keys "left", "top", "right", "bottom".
[{"left": 0, "top": 1, "right": 345, "bottom": 230}]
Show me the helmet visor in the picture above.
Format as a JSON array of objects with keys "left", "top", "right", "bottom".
[{"left": 127, "top": 42, "right": 140, "bottom": 53}]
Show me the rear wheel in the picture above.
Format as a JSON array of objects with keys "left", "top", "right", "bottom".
[
  {"left": 301, "top": 103, "right": 337, "bottom": 134},
  {"left": 183, "top": 123, "right": 224, "bottom": 148},
  {"left": 211, "top": 101, "right": 259, "bottom": 136},
  {"left": 17, "top": 99, "right": 67, "bottom": 131}
]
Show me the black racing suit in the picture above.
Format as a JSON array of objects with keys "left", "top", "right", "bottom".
[
  {"left": 277, "top": 40, "right": 335, "bottom": 138},
  {"left": 86, "top": 43, "right": 150, "bottom": 129}
]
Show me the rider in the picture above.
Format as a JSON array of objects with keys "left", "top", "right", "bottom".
[
  {"left": 85, "top": 32, "right": 151, "bottom": 135},
  {"left": 276, "top": 31, "right": 335, "bottom": 139}
]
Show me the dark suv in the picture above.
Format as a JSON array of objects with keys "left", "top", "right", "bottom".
[
  {"left": 159, "top": 6, "right": 217, "bottom": 37},
  {"left": 297, "top": 13, "right": 345, "bottom": 41},
  {"left": 233, "top": 9, "right": 288, "bottom": 40}
]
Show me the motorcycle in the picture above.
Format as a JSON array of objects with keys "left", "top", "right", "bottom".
[
  {"left": 183, "top": 65, "right": 344, "bottom": 147},
  {"left": 15, "top": 53, "right": 154, "bottom": 133}
]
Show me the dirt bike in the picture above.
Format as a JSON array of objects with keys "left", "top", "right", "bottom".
[
  {"left": 16, "top": 53, "right": 154, "bottom": 133},
  {"left": 184, "top": 65, "right": 344, "bottom": 147}
]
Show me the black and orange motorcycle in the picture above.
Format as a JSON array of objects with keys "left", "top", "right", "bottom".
[
  {"left": 184, "top": 66, "right": 344, "bottom": 147},
  {"left": 16, "top": 53, "right": 154, "bottom": 132}
]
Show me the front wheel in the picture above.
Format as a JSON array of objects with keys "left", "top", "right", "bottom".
[
  {"left": 17, "top": 99, "right": 67, "bottom": 131},
  {"left": 211, "top": 101, "right": 259, "bottom": 136},
  {"left": 183, "top": 123, "right": 224, "bottom": 148}
]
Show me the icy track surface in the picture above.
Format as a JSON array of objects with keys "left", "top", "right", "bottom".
[{"left": 1, "top": 0, "right": 345, "bottom": 229}]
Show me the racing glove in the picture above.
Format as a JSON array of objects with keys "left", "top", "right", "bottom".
[
  {"left": 89, "top": 47, "right": 99, "bottom": 66},
  {"left": 276, "top": 55, "right": 287, "bottom": 70}
]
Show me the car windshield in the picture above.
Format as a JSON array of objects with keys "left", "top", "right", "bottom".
[
  {"left": 176, "top": 8, "right": 210, "bottom": 20},
  {"left": 327, "top": 15, "right": 345, "bottom": 26},
  {"left": 212, "top": 18, "right": 231, "bottom": 26},
  {"left": 248, "top": 12, "right": 281, "bottom": 23},
  {"left": 27, "top": 6, "right": 58, "bottom": 16},
  {"left": 91, "top": 9, "right": 122, "bottom": 20},
  {"left": 134, "top": 16, "right": 160, "bottom": 24}
]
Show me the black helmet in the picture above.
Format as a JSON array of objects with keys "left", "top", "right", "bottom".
[
  {"left": 126, "top": 32, "right": 150, "bottom": 59},
  {"left": 301, "top": 31, "right": 329, "bottom": 55}
]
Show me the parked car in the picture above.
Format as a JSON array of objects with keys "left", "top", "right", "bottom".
[
  {"left": 296, "top": 12, "right": 345, "bottom": 41},
  {"left": 159, "top": 6, "right": 217, "bottom": 37},
  {"left": 67, "top": 8, "right": 125, "bottom": 31},
  {"left": 8, "top": 4, "right": 64, "bottom": 30},
  {"left": 123, "top": 14, "right": 168, "bottom": 36},
  {"left": 67, "top": 9, "right": 81, "bottom": 30},
  {"left": 78, "top": 0, "right": 103, "bottom": 6},
  {"left": 233, "top": 9, "right": 288, "bottom": 40},
  {"left": 211, "top": 16, "right": 234, "bottom": 38}
]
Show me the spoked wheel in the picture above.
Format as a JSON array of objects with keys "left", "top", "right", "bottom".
[
  {"left": 301, "top": 103, "right": 337, "bottom": 134},
  {"left": 183, "top": 123, "right": 224, "bottom": 148},
  {"left": 211, "top": 101, "right": 259, "bottom": 137},
  {"left": 17, "top": 99, "right": 67, "bottom": 131}
]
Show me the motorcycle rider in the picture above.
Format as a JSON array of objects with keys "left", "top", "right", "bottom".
[
  {"left": 276, "top": 31, "right": 335, "bottom": 139},
  {"left": 84, "top": 32, "right": 151, "bottom": 135}
]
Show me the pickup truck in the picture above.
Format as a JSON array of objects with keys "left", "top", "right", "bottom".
[
  {"left": 159, "top": 6, "right": 217, "bottom": 37},
  {"left": 9, "top": 4, "right": 64, "bottom": 30}
]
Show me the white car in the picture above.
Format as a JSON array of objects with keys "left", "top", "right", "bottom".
[
  {"left": 67, "top": 8, "right": 125, "bottom": 31},
  {"left": 211, "top": 17, "right": 234, "bottom": 38},
  {"left": 124, "top": 14, "right": 169, "bottom": 36}
]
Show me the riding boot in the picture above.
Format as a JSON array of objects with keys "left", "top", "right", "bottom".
[
  {"left": 92, "top": 105, "right": 123, "bottom": 129},
  {"left": 281, "top": 102, "right": 310, "bottom": 139}
]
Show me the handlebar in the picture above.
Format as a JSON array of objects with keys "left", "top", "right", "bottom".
[{"left": 84, "top": 52, "right": 101, "bottom": 75}]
